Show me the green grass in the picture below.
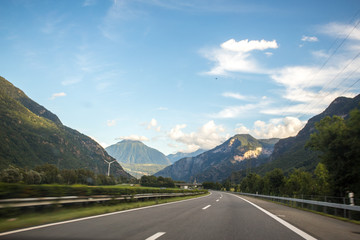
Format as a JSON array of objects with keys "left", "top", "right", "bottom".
[{"left": 0, "top": 192, "right": 209, "bottom": 233}]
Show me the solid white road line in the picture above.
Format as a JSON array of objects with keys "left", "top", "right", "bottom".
[
  {"left": 229, "top": 193, "right": 317, "bottom": 240},
  {"left": 202, "top": 205, "right": 211, "bottom": 210},
  {"left": 0, "top": 192, "right": 212, "bottom": 237},
  {"left": 145, "top": 232, "right": 166, "bottom": 240}
]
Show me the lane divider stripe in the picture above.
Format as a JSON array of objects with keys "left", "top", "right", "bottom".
[{"left": 145, "top": 232, "right": 166, "bottom": 240}]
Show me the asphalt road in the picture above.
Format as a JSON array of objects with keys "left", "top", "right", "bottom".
[{"left": 0, "top": 191, "right": 318, "bottom": 240}]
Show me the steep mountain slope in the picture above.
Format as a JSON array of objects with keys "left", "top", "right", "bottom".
[
  {"left": 167, "top": 149, "right": 206, "bottom": 164},
  {"left": 106, "top": 140, "right": 171, "bottom": 165},
  {"left": 0, "top": 77, "right": 132, "bottom": 179},
  {"left": 155, "top": 134, "right": 278, "bottom": 182},
  {"left": 105, "top": 140, "right": 171, "bottom": 178},
  {"left": 256, "top": 94, "right": 360, "bottom": 175}
]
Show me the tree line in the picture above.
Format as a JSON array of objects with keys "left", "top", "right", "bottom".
[
  {"left": 203, "top": 163, "right": 330, "bottom": 197},
  {"left": 140, "top": 175, "right": 175, "bottom": 188},
  {"left": 0, "top": 163, "right": 129, "bottom": 185},
  {"left": 235, "top": 163, "right": 329, "bottom": 196}
]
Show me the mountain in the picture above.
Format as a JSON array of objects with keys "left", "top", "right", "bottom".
[
  {"left": 155, "top": 134, "right": 279, "bottom": 182},
  {"left": 105, "top": 140, "right": 171, "bottom": 178},
  {"left": 0, "top": 76, "right": 132, "bottom": 179},
  {"left": 167, "top": 149, "right": 206, "bottom": 164},
  {"left": 106, "top": 140, "right": 171, "bottom": 165},
  {"left": 256, "top": 94, "right": 360, "bottom": 175}
]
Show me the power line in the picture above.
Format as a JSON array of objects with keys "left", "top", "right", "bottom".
[
  {"left": 279, "top": 12, "right": 360, "bottom": 119},
  {"left": 296, "top": 51, "right": 360, "bottom": 119}
]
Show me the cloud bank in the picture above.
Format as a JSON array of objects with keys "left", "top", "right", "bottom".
[
  {"left": 202, "top": 38, "right": 278, "bottom": 75},
  {"left": 169, "top": 120, "right": 228, "bottom": 152}
]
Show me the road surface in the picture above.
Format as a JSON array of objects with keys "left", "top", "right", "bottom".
[{"left": 0, "top": 191, "right": 339, "bottom": 240}]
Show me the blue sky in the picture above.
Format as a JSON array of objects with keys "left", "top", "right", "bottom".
[{"left": 1, "top": 0, "right": 360, "bottom": 154}]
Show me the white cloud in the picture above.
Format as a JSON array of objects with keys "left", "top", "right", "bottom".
[
  {"left": 320, "top": 21, "right": 360, "bottom": 41},
  {"left": 301, "top": 35, "right": 319, "bottom": 42},
  {"left": 269, "top": 44, "right": 360, "bottom": 116},
  {"left": 147, "top": 118, "right": 161, "bottom": 132},
  {"left": 169, "top": 121, "right": 227, "bottom": 150},
  {"left": 212, "top": 100, "right": 269, "bottom": 119},
  {"left": 202, "top": 38, "right": 278, "bottom": 75},
  {"left": 107, "top": 120, "right": 117, "bottom": 127},
  {"left": 213, "top": 104, "right": 257, "bottom": 118},
  {"left": 50, "top": 92, "right": 66, "bottom": 100},
  {"left": 252, "top": 117, "right": 306, "bottom": 139},
  {"left": 236, "top": 117, "right": 306, "bottom": 139},
  {"left": 116, "top": 135, "right": 149, "bottom": 142},
  {"left": 222, "top": 92, "right": 246, "bottom": 100},
  {"left": 234, "top": 124, "right": 250, "bottom": 134},
  {"left": 221, "top": 39, "right": 278, "bottom": 52}
]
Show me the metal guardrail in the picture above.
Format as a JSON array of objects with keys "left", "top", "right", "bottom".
[
  {"left": 236, "top": 192, "right": 360, "bottom": 212},
  {"left": 0, "top": 192, "right": 201, "bottom": 208},
  {"left": 235, "top": 192, "right": 360, "bottom": 219}
]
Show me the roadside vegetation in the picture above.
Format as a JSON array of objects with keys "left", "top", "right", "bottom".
[{"left": 0, "top": 163, "right": 131, "bottom": 186}]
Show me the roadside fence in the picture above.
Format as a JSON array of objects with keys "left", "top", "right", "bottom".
[
  {"left": 0, "top": 192, "right": 203, "bottom": 209},
  {"left": 235, "top": 192, "right": 360, "bottom": 220}
]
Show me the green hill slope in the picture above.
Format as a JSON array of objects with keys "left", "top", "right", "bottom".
[
  {"left": 105, "top": 140, "right": 171, "bottom": 178},
  {"left": 106, "top": 140, "right": 171, "bottom": 165},
  {"left": 0, "top": 76, "right": 132, "bottom": 179}
]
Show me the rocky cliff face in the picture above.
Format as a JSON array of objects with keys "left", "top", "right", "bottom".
[{"left": 155, "top": 134, "right": 278, "bottom": 182}]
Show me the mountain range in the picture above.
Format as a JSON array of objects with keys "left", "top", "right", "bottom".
[
  {"left": 0, "top": 77, "right": 132, "bottom": 179},
  {"left": 155, "top": 135, "right": 279, "bottom": 182},
  {"left": 255, "top": 94, "right": 360, "bottom": 175},
  {"left": 156, "top": 94, "right": 360, "bottom": 183},
  {"left": 167, "top": 149, "right": 206, "bottom": 164}
]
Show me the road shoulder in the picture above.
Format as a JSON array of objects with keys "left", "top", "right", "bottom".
[{"left": 235, "top": 194, "right": 360, "bottom": 240}]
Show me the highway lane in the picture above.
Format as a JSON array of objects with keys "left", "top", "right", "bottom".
[{"left": 0, "top": 191, "right": 315, "bottom": 240}]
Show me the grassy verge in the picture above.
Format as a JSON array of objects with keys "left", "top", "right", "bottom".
[{"left": 0, "top": 192, "right": 209, "bottom": 233}]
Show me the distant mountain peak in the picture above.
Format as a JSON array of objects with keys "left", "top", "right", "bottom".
[
  {"left": 106, "top": 140, "right": 170, "bottom": 165},
  {"left": 156, "top": 133, "right": 278, "bottom": 182}
]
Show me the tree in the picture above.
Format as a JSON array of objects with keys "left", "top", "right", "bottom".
[
  {"left": 202, "top": 182, "right": 215, "bottom": 189},
  {"left": 23, "top": 170, "right": 42, "bottom": 184},
  {"left": 307, "top": 109, "right": 360, "bottom": 196},
  {"left": 284, "top": 169, "right": 314, "bottom": 196},
  {"left": 0, "top": 165, "right": 23, "bottom": 183},
  {"left": 34, "top": 164, "right": 60, "bottom": 184},
  {"left": 240, "top": 173, "right": 262, "bottom": 194},
  {"left": 314, "top": 163, "right": 330, "bottom": 196},
  {"left": 61, "top": 169, "right": 78, "bottom": 185},
  {"left": 263, "top": 168, "right": 285, "bottom": 195}
]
